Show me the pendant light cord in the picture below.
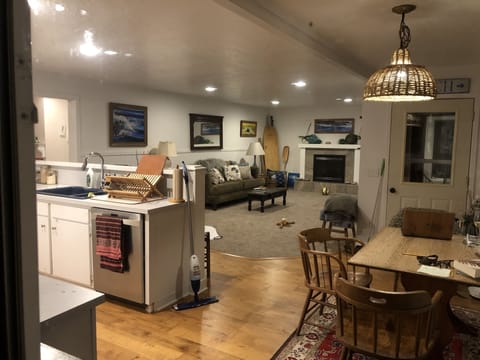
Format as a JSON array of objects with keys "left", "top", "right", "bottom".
[{"left": 399, "top": 12, "right": 411, "bottom": 49}]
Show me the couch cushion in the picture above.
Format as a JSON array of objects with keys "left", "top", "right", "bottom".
[
  {"left": 242, "top": 177, "right": 265, "bottom": 189},
  {"left": 224, "top": 165, "right": 242, "bottom": 181},
  {"left": 208, "top": 180, "right": 243, "bottom": 195},
  {"left": 197, "top": 159, "right": 228, "bottom": 176},
  {"left": 208, "top": 168, "right": 226, "bottom": 185}
]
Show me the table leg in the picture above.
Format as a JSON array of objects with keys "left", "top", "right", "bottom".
[
  {"left": 248, "top": 199, "right": 252, "bottom": 211},
  {"left": 260, "top": 200, "right": 264, "bottom": 212},
  {"left": 282, "top": 192, "right": 286, "bottom": 205},
  {"left": 271, "top": 197, "right": 275, "bottom": 205}
]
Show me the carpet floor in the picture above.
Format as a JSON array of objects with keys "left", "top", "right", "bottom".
[
  {"left": 272, "top": 304, "right": 480, "bottom": 360},
  {"left": 205, "top": 190, "right": 328, "bottom": 258}
]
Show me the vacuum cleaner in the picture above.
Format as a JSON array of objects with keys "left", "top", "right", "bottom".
[{"left": 173, "top": 161, "right": 218, "bottom": 311}]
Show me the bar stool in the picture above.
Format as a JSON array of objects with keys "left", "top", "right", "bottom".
[{"left": 320, "top": 193, "right": 357, "bottom": 237}]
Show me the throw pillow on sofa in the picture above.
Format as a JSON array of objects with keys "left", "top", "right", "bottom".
[
  {"left": 224, "top": 165, "right": 242, "bottom": 181},
  {"left": 209, "top": 168, "right": 226, "bottom": 185},
  {"left": 238, "top": 165, "right": 253, "bottom": 179},
  {"left": 267, "top": 169, "right": 286, "bottom": 187}
]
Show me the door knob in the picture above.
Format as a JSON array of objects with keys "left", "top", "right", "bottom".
[{"left": 389, "top": 187, "right": 396, "bottom": 193}]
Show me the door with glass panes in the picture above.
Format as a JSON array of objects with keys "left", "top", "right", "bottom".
[{"left": 386, "top": 98, "right": 474, "bottom": 223}]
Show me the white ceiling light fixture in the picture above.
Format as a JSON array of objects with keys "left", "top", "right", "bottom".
[
  {"left": 271, "top": 100, "right": 280, "bottom": 105},
  {"left": 55, "top": 4, "right": 65, "bottom": 12},
  {"left": 363, "top": 4, "right": 436, "bottom": 102},
  {"left": 291, "top": 80, "right": 306, "bottom": 88},
  {"left": 79, "top": 30, "right": 102, "bottom": 57},
  {"left": 205, "top": 86, "right": 217, "bottom": 92},
  {"left": 80, "top": 9, "right": 88, "bottom": 16},
  {"left": 343, "top": 98, "right": 353, "bottom": 103},
  {"left": 28, "top": 0, "right": 42, "bottom": 15},
  {"left": 104, "top": 50, "right": 118, "bottom": 55}
]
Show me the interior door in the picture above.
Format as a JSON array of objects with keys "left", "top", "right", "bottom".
[{"left": 386, "top": 98, "right": 474, "bottom": 223}]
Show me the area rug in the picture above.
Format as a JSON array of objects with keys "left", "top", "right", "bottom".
[
  {"left": 272, "top": 305, "right": 480, "bottom": 360},
  {"left": 205, "top": 190, "right": 328, "bottom": 258}
]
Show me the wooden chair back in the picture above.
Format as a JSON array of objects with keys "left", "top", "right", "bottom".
[
  {"left": 335, "top": 276, "right": 442, "bottom": 359},
  {"left": 296, "top": 228, "right": 372, "bottom": 335},
  {"left": 299, "top": 227, "right": 369, "bottom": 282}
]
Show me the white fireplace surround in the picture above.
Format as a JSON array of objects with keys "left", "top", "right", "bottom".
[{"left": 298, "top": 144, "right": 361, "bottom": 183}]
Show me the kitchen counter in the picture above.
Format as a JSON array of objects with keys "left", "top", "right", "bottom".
[
  {"left": 36, "top": 164, "right": 206, "bottom": 312},
  {"left": 36, "top": 190, "right": 183, "bottom": 215},
  {"left": 40, "top": 275, "right": 104, "bottom": 360}
]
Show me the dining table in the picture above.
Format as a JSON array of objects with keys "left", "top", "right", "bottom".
[{"left": 349, "top": 226, "right": 480, "bottom": 352}]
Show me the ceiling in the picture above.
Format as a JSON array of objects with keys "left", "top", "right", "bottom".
[{"left": 29, "top": 0, "right": 480, "bottom": 108}]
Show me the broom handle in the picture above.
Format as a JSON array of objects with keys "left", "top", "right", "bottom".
[{"left": 182, "top": 161, "right": 195, "bottom": 254}]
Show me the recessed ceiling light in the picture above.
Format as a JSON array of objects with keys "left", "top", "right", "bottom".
[
  {"left": 336, "top": 98, "right": 343, "bottom": 101},
  {"left": 28, "top": 0, "right": 41, "bottom": 15},
  {"left": 79, "top": 30, "right": 102, "bottom": 57},
  {"left": 343, "top": 98, "right": 353, "bottom": 103},
  {"left": 55, "top": 4, "right": 65, "bottom": 12},
  {"left": 80, "top": 9, "right": 88, "bottom": 16},
  {"left": 205, "top": 86, "right": 217, "bottom": 92},
  {"left": 291, "top": 80, "right": 306, "bottom": 88},
  {"left": 124, "top": 53, "right": 133, "bottom": 57},
  {"left": 271, "top": 100, "right": 280, "bottom": 105},
  {"left": 104, "top": 50, "right": 118, "bottom": 55}
]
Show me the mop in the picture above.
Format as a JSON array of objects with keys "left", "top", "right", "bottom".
[{"left": 173, "top": 161, "right": 219, "bottom": 311}]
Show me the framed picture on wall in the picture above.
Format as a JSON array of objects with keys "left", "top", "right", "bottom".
[
  {"left": 109, "top": 102, "right": 148, "bottom": 147},
  {"left": 240, "top": 120, "right": 257, "bottom": 137},
  {"left": 314, "top": 118, "right": 354, "bottom": 134}
]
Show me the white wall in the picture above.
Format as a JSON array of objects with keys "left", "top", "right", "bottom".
[
  {"left": 357, "top": 64, "right": 480, "bottom": 241},
  {"left": 33, "top": 71, "right": 270, "bottom": 167}
]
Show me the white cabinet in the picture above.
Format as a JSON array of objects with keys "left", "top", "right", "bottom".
[
  {"left": 50, "top": 204, "right": 91, "bottom": 287},
  {"left": 37, "top": 201, "right": 51, "bottom": 274}
]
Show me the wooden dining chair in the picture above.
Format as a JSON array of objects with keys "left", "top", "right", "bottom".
[
  {"left": 335, "top": 276, "right": 442, "bottom": 360},
  {"left": 296, "top": 228, "right": 372, "bottom": 335}
]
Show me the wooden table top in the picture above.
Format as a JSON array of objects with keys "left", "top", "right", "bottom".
[{"left": 349, "top": 227, "right": 480, "bottom": 286}]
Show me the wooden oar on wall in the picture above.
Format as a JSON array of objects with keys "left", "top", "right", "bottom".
[{"left": 282, "top": 145, "right": 289, "bottom": 171}]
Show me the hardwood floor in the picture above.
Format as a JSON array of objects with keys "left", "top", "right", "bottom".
[{"left": 96, "top": 251, "right": 480, "bottom": 360}]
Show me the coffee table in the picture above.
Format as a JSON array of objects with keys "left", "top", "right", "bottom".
[{"left": 247, "top": 187, "right": 287, "bottom": 212}]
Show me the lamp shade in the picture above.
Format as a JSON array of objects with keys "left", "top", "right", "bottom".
[
  {"left": 246, "top": 142, "right": 265, "bottom": 156},
  {"left": 363, "top": 48, "right": 436, "bottom": 102},
  {"left": 157, "top": 141, "right": 177, "bottom": 157},
  {"left": 363, "top": 4, "right": 436, "bottom": 102}
]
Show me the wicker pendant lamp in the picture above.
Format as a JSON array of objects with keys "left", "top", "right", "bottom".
[{"left": 363, "top": 4, "right": 436, "bottom": 102}]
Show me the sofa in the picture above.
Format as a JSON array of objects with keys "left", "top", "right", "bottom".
[{"left": 196, "top": 158, "right": 266, "bottom": 209}]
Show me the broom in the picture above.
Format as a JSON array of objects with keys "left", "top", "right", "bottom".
[{"left": 173, "top": 161, "right": 218, "bottom": 310}]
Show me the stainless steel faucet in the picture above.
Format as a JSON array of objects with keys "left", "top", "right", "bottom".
[{"left": 81, "top": 152, "right": 105, "bottom": 188}]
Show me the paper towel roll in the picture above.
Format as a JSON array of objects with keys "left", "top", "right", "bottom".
[{"left": 169, "top": 165, "right": 184, "bottom": 202}]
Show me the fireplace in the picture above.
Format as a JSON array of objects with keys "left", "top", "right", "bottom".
[{"left": 313, "top": 154, "right": 346, "bottom": 183}]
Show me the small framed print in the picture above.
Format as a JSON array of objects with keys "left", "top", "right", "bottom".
[{"left": 240, "top": 120, "right": 257, "bottom": 137}]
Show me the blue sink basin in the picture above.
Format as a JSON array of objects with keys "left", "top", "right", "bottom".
[{"left": 37, "top": 186, "right": 106, "bottom": 199}]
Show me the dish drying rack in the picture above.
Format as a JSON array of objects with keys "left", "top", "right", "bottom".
[{"left": 104, "top": 173, "right": 165, "bottom": 202}]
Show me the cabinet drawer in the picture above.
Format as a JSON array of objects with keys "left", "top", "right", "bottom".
[
  {"left": 37, "top": 201, "right": 49, "bottom": 216},
  {"left": 50, "top": 204, "right": 89, "bottom": 223}
]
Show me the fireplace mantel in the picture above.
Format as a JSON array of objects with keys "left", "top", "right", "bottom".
[{"left": 298, "top": 143, "right": 361, "bottom": 183}]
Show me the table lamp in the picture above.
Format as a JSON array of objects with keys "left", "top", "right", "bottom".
[
  {"left": 157, "top": 141, "right": 177, "bottom": 168},
  {"left": 246, "top": 141, "right": 265, "bottom": 178}
]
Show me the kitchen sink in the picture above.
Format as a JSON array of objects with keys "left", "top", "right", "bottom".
[{"left": 36, "top": 186, "right": 106, "bottom": 199}]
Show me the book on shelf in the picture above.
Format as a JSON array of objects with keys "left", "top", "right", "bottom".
[{"left": 453, "top": 259, "right": 480, "bottom": 279}]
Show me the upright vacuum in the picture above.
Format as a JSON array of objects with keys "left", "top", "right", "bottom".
[{"left": 173, "top": 161, "right": 218, "bottom": 311}]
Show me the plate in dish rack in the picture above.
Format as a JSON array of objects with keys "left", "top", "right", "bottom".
[{"left": 468, "top": 286, "right": 480, "bottom": 300}]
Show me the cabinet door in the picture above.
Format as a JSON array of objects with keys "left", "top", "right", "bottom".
[
  {"left": 51, "top": 218, "right": 91, "bottom": 286},
  {"left": 37, "top": 214, "right": 51, "bottom": 274}
]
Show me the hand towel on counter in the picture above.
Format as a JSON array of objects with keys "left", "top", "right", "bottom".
[{"left": 95, "top": 215, "right": 130, "bottom": 273}]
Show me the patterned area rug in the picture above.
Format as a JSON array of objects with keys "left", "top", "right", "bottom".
[{"left": 272, "top": 305, "right": 480, "bottom": 360}]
